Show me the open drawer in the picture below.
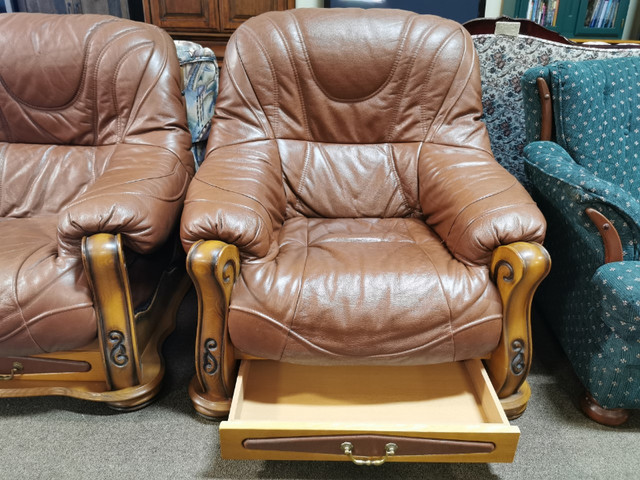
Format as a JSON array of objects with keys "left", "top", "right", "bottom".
[{"left": 219, "top": 359, "right": 520, "bottom": 464}]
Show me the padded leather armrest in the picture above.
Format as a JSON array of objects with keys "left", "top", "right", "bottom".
[
  {"left": 58, "top": 144, "right": 192, "bottom": 257},
  {"left": 419, "top": 144, "right": 546, "bottom": 266},
  {"left": 180, "top": 140, "right": 286, "bottom": 259}
]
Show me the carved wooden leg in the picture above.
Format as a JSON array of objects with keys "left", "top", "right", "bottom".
[
  {"left": 186, "top": 240, "right": 240, "bottom": 418},
  {"left": 83, "top": 233, "right": 189, "bottom": 410},
  {"left": 580, "top": 390, "right": 630, "bottom": 426},
  {"left": 0, "top": 234, "right": 187, "bottom": 407},
  {"left": 486, "top": 242, "right": 551, "bottom": 420},
  {"left": 83, "top": 234, "right": 141, "bottom": 392}
]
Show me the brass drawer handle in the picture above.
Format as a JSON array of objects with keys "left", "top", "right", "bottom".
[
  {"left": 0, "top": 362, "right": 23, "bottom": 381},
  {"left": 340, "top": 441, "right": 398, "bottom": 466}
]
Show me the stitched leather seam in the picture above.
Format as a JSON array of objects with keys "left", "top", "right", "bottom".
[
  {"left": 187, "top": 178, "right": 274, "bottom": 229},
  {"left": 386, "top": 19, "right": 435, "bottom": 142},
  {"left": 424, "top": 140, "right": 493, "bottom": 156},
  {"left": 0, "top": 143, "right": 6, "bottom": 214},
  {"left": 0, "top": 304, "right": 94, "bottom": 344},
  {"left": 242, "top": 28, "right": 280, "bottom": 137},
  {"left": 95, "top": 144, "right": 117, "bottom": 180},
  {"left": 20, "top": 109, "right": 63, "bottom": 144},
  {"left": 119, "top": 35, "right": 163, "bottom": 143},
  {"left": 452, "top": 314, "right": 502, "bottom": 336},
  {"left": 446, "top": 179, "right": 518, "bottom": 241},
  {"left": 273, "top": 140, "right": 288, "bottom": 226},
  {"left": 424, "top": 28, "right": 464, "bottom": 143},
  {"left": 265, "top": 15, "right": 310, "bottom": 138},
  {"left": 405, "top": 221, "right": 456, "bottom": 359},
  {"left": 211, "top": 137, "right": 434, "bottom": 148},
  {"left": 230, "top": 37, "right": 274, "bottom": 138},
  {"left": 12, "top": 246, "right": 47, "bottom": 353},
  {"left": 21, "top": 146, "right": 56, "bottom": 207},
  {"left": 232, "top": 301, "right": 457, "bottom": 358},
  {"left": 0, "top": 105, "right": 12, "bottom": 142},
  {"left": 119, "top": 141, "right": 192, "bottom": 176},
  {"left": 63, "top": 162, "right": 185, "bottom": 210},
  {"left": 279, "top": 218, "right": 309, "bottom": 360},
  {"left": 294, "top": 141, "right": 312, "bottom": 213},
  {"left": 383, "top": 143, "right": 412, "bottom": 214},
  {"left": 112, "top": 42, "right": 153, "bottom": 142},
  {"left": 92, "top": 28, "right": 139, "bottom": 144},
  {"left": 90, "top": 146, "right": 98, "bottom": 189}
]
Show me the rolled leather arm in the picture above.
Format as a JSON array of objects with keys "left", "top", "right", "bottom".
[
  {"left": 419, "top": 144, "right": 546, "bottom": 266},
  {"left": 180, "top": 140, "right": 287, "bottom": 259},
  {"left": 58, "top": 143, "right": 192, "bottom": 257}
]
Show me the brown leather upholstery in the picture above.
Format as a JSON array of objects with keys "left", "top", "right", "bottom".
[
  {"left": 0, "top": 14, "right": 194, "bottom": 357},
  {"left": 181, "top": 9, "right": 546, "bottom": 365}
]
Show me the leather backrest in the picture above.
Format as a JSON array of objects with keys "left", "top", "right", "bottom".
[
  {"left": 209, "top": 9, "right": 491, "bottom": 218},
  {"left": 0, "top": 13, "right": 191, "bottom": 216}
]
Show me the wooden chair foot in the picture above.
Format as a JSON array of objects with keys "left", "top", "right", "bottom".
[
  {"left": 580, "top": 390, "right": 630, "bottom": 426},
  {"left": 105, "top": 383, "right": 162, "bottom": 412},
  {"left": 500, "top": 380, "right": 532, "bottom": 420},
  {"left": 107, "top": 396, "right": 157, "bottom": 412},
  {"left": 188, "top": 376, "right": 232, "bottom": 418}
]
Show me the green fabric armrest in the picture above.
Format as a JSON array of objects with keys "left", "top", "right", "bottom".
[{"left": 524, "top": 141, "right": 640, "bottom": 261}]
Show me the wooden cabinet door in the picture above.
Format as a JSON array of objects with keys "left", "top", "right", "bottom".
[
  {"left": 218, "top": 0, "right": 294, "bottom": 31},
  {"left": 148, "top": 0, "right": 219, "bottom": 30}
]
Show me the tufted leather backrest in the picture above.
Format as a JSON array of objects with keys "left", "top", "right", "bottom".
[
  {"left": 0, "top": 13, "right": 191, "bottom": 217},
  {"left": 209, "top": 9, "right": 491, "bottom": 219}
]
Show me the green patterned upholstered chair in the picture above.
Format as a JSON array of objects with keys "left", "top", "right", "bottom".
[{"left": 522, "top": 57, "right": 640, "bottom": 425}]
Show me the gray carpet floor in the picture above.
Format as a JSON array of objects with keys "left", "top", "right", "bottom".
[{"left": 1, "top": 288, "right": 639, "bottom": 480}]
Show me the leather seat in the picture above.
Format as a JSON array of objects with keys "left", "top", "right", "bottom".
[
  {"left": 0, "top": 13, "right": 194, "bottom": 408},
  {"left": 229, "top": 216, "right": 503, "bottom": 365},
  {"left": 180, "top": 8, "right": 550, "bottom": 419}
]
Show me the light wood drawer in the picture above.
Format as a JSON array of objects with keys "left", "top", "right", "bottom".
[{"left": 220, "top": 359, "right": 519, "bottom": 463}]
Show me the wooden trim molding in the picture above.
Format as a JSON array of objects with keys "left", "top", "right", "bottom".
[
  {"left": 187, "top": 240, "right": 240, "bottom": 417},
  {"left": 537, "top": 77, "right": 553, "bottom": 141},
  {"left": 487, "top": 242, "right": 551, "bottom": 419},
  {"left": 83, "top": 233, "right": 141, "bottom": 391},
  {"left": 585, "top": 208, "right": 624, "bottom": 264}
]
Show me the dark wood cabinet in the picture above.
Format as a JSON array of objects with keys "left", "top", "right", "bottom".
[{"left": 142, "top": 0, "right": 295, "bottom": 63}]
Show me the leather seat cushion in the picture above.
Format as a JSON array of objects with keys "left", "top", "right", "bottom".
[
  {"left": 228, "top": 217, "right": 503, "bottom": 365},
  {"left": 0, "top": 216, "right": 96, "bottom": 356}
]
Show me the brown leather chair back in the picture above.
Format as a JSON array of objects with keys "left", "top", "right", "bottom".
[
  {"left": 210, "top": 9, "right": 490, "bottom": 219},
  {"left": 0, "top": 13, "right": 192, "bottom": 218}
]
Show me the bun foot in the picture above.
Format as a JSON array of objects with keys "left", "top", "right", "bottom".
[{"left": 580, "top": 391, "right": 630, "bottom": 426}]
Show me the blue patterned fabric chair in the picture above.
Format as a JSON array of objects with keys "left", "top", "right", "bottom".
[
  {"left": 468, "top": 20, "right": 640, "bottom": 190},
  {"left": 174, "top": 41, "right": 218, "bottom": 168},
  {"left": 522, "top": 57, "right": 640, "bottom": 425}
]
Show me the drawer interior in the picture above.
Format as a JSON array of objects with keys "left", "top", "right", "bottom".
[
  {"left": 221, "top": 359, "right": 519, "bottom": 463},
  {"left": 229, "top": 360, "right": 507, "bottom": 426}
]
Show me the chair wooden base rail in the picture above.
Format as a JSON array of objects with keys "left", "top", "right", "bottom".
[
  {"left": 186, "top": 239, "right": 550, "bottom": 462},
  {"left": 0, "top": 233, "right": 191, "bottom": 410}
]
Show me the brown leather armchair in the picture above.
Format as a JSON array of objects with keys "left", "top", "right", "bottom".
[
  {"left": 0, "top": 14, "right": 194, "bottom": 409},
  {"left": 181, "top": 8, "right": 550, "bottom": 460}
]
